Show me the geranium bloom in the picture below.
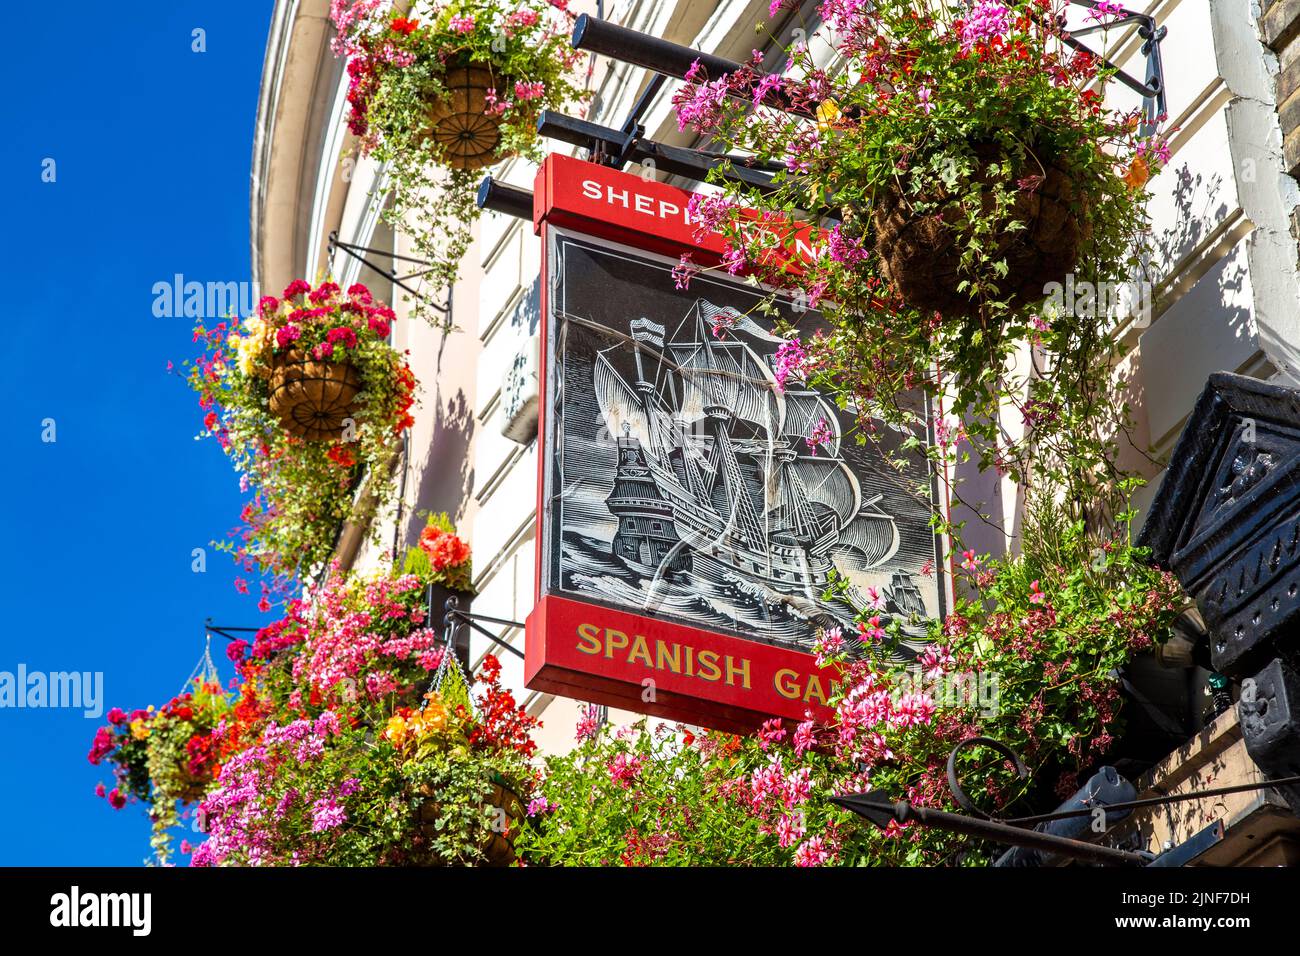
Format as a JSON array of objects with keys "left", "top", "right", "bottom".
[
  {"left": 672, "top": 253, "right": 699, "bottom": 291},
  {"left": 1029, "top": 580, "right": 1046, "bottom": 604},
  {"left": 772, "top": 337, "right": 807, "bottom": 392},
  {"left": 514, "top": 81, "right": 546, "bottom": 101},
  {"left": 960, "top": 1, "right": 1011, "bottom": 52},
  {"left": 448, "top": 14, "right": 475, "bottom": 33},
  {"left": 418, "top": 526, "right": 471, "bottom": 571},
  {"left": 805, "top": 417, "right": 833, "bottom": 455},
  {"left": 389, "top": 16, "right": 418, "bottom": 34}
]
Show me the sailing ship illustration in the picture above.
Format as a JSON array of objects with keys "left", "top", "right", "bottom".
[{"left": 579, "top": 298, "right": 924, "bottom": 635}]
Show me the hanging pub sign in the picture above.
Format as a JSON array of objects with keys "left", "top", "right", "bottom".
[{"left": 524, "top": 153, "right": 947, "bottom": 732}]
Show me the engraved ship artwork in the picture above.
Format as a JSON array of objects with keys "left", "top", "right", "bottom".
[{"left": 562, "top": 297, "right": 932, "bottom": 654}]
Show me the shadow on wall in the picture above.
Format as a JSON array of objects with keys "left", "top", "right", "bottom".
[
  {"left": 405, "top": 383, "right": 476, "bottom": 554},
  {"left": 1151, "top": 163, "right": 1228, "bottom": 286}
]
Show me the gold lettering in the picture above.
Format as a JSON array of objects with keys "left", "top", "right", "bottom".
[
  {"left": 697, "top": 650, "right": 722, "bottom": 682},
  {"left": 774, "top": 668, "right": 800, "bottom": 700},
  {"left": 803, "top": 674, "right": 827, "bottom": 706},
  {"left": 685, "top": 646, "right": 695, "bottom": 678},
  {"left": 655, "top": 640, "right": 681, "bottom": 674},
  {"left": 604, "top": 629, "right": 629, "bottom": 659},
  {"left": 576, "top": 623, "right": 601, "bottom": 655},
  {"left": 628, "top": 635, "right": 653, "bottom": 667},
  {"left": 725, "top": 656, "right": 751, "bottom": 690}
]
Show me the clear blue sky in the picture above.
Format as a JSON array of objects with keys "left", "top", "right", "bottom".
[{"left": 0, "top": 3, "right": 274, "bottom": 864}]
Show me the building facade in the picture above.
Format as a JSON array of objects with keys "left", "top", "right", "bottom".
[{"left": 252, "top": 0, "right": 1300, "bottom": 857}]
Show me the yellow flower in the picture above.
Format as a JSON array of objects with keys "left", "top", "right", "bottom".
[
  {"left": 383, "top": 713, "right": 409, "bottom": 749},
  {"left": 816, "top": 98, "right": 842, "bottom": 134},
  {"left": 235, "top": 316, "right": 272, "bottom": 378},
  {"left": 129, "top": 718, "right": 150, "bottom": 741}
]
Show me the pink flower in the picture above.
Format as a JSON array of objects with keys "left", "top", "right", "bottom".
[
  {"left": 607, "top": 753, "right": 643, "bottom": 787},
  {"left": 805, "top": 417, "right": 834, "bottom": 455},
  {"left": 857, "top": 615, "right": 886, "bottom": 643},
  {"left": 448, "top": 14, "right": 475, "bottom": 33},
  {"left": 772, "top": 338, "right": 807, "bottom": 392},
  {"left": 916, "top": 85, "right": 934, "bottom": 114},
  {"left": 275, "top": 324, "right": 301, "bottom": 347},
  {"left": 282, "top": 279, "right": 311, "bottom": 300},
  {"left": 776, "top": 812, "right": 806, "bottom": 848},
  {"left": 961, "top": 1, "right": 1011, "bottom": 52},
  {"left": 793, "top": 835, "right": 832, "bottom": 866},
  {"left": 960, "top": 549, "right": 981, "bottom": 572},
  {"left": 672, "top": 254, "right": 699, "bottom": 291},
  {"left": 575, "top": 706, "right": 599, "bottom": 742},
  {"left": 826, "top": 225, "right": 867, "bottom": 265},
  {"left": 758, "top": 718, "right": 787, "bottom": 750},
  {"left": 1086, "top": 0, "right": 1126, "bottom": 23},
  {"left": 514, "top": 80, "right": 546, "bottom": 101},
  {"left": 1029, "top": 580, "right": 1046, "bottom": 604}
]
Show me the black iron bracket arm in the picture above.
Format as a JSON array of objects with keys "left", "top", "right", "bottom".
[
  {"left": 1062, "top": 1, "right": 1168, "bottom": 123},
  {"left": 327, "top": 231, "right": 450, "bottom": 315},
  {"left": 431, "top": 591, "right": 527, "bottom": 661},
  {"left": 204, "top": 620, "right": 259, "bottom": 643}
]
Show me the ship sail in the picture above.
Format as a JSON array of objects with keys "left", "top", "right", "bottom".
[
  {"left": 835, "top": 498, "right": 901, "bottom": 568},
  {"left": 696, "top": 301, "right": 786, "bottom": 344},
  {"left": 669, "top": 341, "right": 781, "bottom": 437},
  {"left": 594, "top": 351, "right": 653, "bottom": 449},
  {"left": 782, "top": 391, "right": 841, "bottom": 459},
  {"left": 784, "top": 457, "right": 862, "bottom": 528}
]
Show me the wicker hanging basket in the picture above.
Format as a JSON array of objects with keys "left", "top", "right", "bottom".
[
  {"left": 267, "top": 350, "right": 363, "bottom": 441},
  {"left": 868, "top": 145, "right": 1089, "bottom": 317},
  {"left": 414, "top": 778, "right": 527, "bottom": 866},
  {"left": 424, "top": 63, "right": 512, "bottom": 171}
]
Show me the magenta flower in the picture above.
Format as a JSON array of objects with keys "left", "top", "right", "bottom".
[
  {"left": 448, "top": 14, "right": 475, "bottom": 33},
  {"left": 514, "top": 80, "right": 546, "bottom": 101},
  {"left": 772, "top": 337, "right": 807, "bottom": 392},
  {"left": 1086, "top": 0, "right": 1127, "bottom": 23},
  {"left": 672, "top": 254, "right": 699, "bottom": 291},
  {"left": 805, "top": 417, "right": 833, "bottom": 454},
  {"left": 960, "top": 1, "right": 1011, "bottom": 52},
  {"left": 916, "top": 85, "right": 934, "bottom": 114}
]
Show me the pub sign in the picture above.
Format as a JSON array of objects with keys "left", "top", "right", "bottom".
[{"left": 524, "top": 154, "right": 946, "bottom": 731}]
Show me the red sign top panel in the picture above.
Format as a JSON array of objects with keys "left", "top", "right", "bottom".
[{"left": 532, "top": 153, "right": 818, "bottom": 270}]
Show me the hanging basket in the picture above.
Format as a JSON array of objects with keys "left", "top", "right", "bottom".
[
  {"left": 424, "top": 63, "right": 513, "bottom": 171},
  {"left": 414, "top": 778, "right": 527, "bottom": 866},
  {"left": 868, "top": 145, "right": 1089, "bottom": 317},
  {"left": 267, "top": 350, "right": 363, "bottom": 441}
]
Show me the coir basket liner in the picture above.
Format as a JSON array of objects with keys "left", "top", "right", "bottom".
[
  {"left": 424, "top": 63, "right": 513, "bottom": 171},
  {"left": 268, "top": 350, "right": 363, "bottom": 441},
  {"left": 414, "top": 778, "right": 526, "bottom": 866},
  {"left": 869, "top": 144, "right": 1089, "bottom": 317}
]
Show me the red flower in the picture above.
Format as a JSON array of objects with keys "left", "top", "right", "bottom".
[
  {"left": 107, "top": 788, "right": 126, "bottom": 810},
  {"left": 419, "top": 527, "right": 470, "bottom": 571},
  {"left": 327, "top": 443, "right": 357, "bottom": 469},
  {"left": 204, "top": 411, "right": 219, "bottom": 432},
  {"left": 391, "top": 17, "right": 419, "bottom": 35}
]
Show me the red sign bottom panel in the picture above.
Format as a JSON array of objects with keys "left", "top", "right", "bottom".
[{"left": 525, "top": 594, "right": 841, "bottom": 733}]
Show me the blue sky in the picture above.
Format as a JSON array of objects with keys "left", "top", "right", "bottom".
[{"left": 0, "top": 3, "right": 274, "bottom": 864}]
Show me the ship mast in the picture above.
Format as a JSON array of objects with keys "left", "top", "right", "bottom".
[{"left": 695, "top": 305, "right": 766, "bottom": 547}]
